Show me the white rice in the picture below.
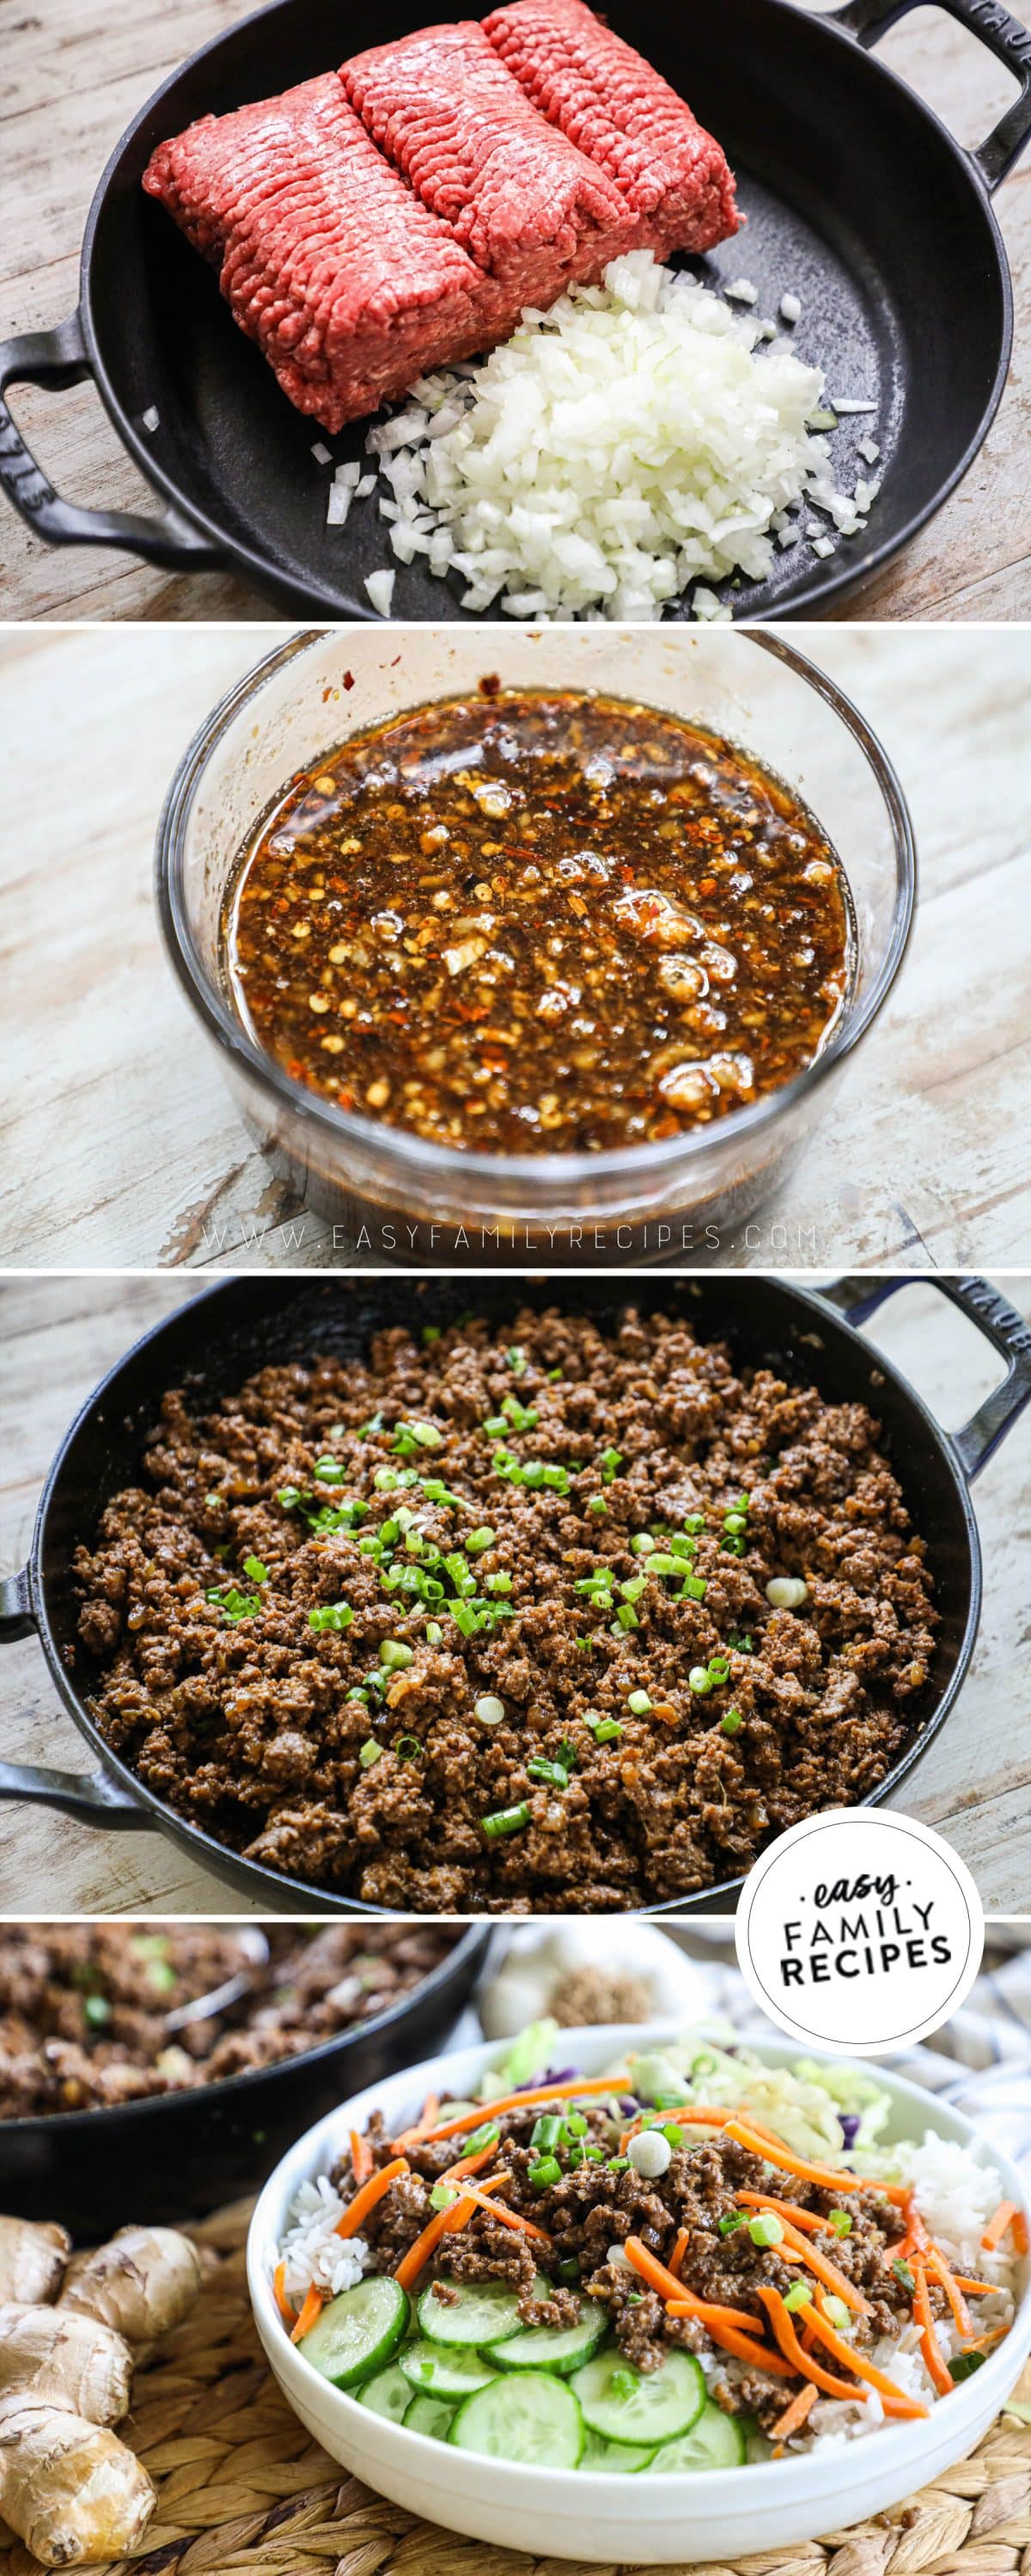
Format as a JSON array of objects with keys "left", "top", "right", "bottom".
[
  {"left": 280, "top": 2176, "right": 370, "bottom": 2306},
  {"left": 351, "top": 250, "right": 879, "bottom": 621}
]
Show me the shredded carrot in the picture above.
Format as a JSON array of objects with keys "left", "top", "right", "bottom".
[
  {"left": 618, "top": 2104, "right": 742, "bottom": 2153},
  {"left": 771, "top": 2214, "right": 869, "bottom": 2317},
  {"left": 624, "top": 2238, "right": 758, "bottom": 2335},
  {"left": 982, "top": 2201, "right": 1028, "bottom": 2256},
  {"left": 804, "top": 2298, "right": 929, "bottom": 2418},
  {"left": 290, "top": 2283, "right": 325, "bottom": 2345},
  {"left": 668, "top": 2227, "right": 689, "bottom": 2281},
  {"left": 458, "top": 2178, "right": 552, "bottom": 2243},
  {"left": 395, "top": 2188, "right": 478, "bottom": 2291},
  {"left": 334, "top": 2153, "right": 411, "bottom": 2239},
  {"left": 912, "top": 2263, "right": 953, "bottom": 2397},
  {"left": 400, "top": 2076, "right": 629, "bottom": 2147},
  {"left": 273, "top": 2260, "right": 297, "bottom": 2328},
  {"left": 925, "top": 2249, "right": 973, "bottom": 2340},
  {"left": 680, "top": 2313, "right": 795, "bottom": 2377},
  {"left": 350, "top": 2128, "right": 373, "bottom": 2187},
  {"left": 756, "top": 2286, "right": 868, "bottom": 2404},
  {"left": 962, "top": 2326, "right": 1010, "bottom": 2353},
  {"left": 771, "top": 2383, "right": 819, "bottom": 2441},
  {"left": 723, "top": 2120, "right": 906, "bottom": 2206},
  {"left": 736, "top": 2190, "right": 827, "bottom": 2235},
  {"left": 442, "top": 2140, "right": 504, "bottom": 2183},
  {"left": 954, "top": 2274, "right": 1005, "bottom": 2296}
]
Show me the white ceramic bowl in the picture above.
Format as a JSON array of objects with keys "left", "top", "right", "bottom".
[{"left": 247, "top": 2024, "right": 1031, "bottom": 2565}]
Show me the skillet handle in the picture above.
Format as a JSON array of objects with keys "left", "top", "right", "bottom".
[
  {"left": 0, "top": 310, "right": 223, "bottom": 568},
  {"left": 0, "top": 1567, "right": 34, "bottom": 1643},
  {"left": 821, "top": 1273, "right": 1031, "bottom": 1480},
  {"left": 0, "top": 1763, "right": 150, "bottom": 1828},
  {"left": 0, "top": 1566, "right": 150, "bottom": 1826},
  {"left": 830, "top": 0, "right": 1031, "bottom": 188}
]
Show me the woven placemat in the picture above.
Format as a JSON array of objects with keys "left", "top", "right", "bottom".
[{"left": 1, "top": 2199, "right": 1028, "bottom": 2576}]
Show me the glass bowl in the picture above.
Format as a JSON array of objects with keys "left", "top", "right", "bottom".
[{"left": 156, "top": 626, "right": 916, "bottom": 1266}]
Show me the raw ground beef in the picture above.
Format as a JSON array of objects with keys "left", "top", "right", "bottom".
[
  {"left": 341, "top": 20, "right": 630, "bottom": 299},
  {"left": 73, "top": 1304, "right": 936, "bottom": 1912},
  {"left": 484, "top": 0, "right": 740, "bottom": 253},
  {"left": 0, "top": 1922, "right": 458, "bottom": 2117},
  {"left": 142, "top": 76, "right": 490, "bottom": 430},
  {"left": 143, "top": 1, "right": 738, "bottom": 430}
]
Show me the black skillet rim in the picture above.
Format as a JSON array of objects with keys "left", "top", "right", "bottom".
[
  {"left": 0, "top": 1920, "right": 492, "bottom": 2150},
  {"left": 75, "top": 0, "right": 1016, "bottom": 620},
  {"left": 24, "top": 1273, "right": 983, "bottom": 1917}
]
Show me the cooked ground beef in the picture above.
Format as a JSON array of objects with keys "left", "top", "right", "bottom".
[
  {"left": 0, "top": 1923, "right": 457, "bottom": 2118},
  {"left": 73, "top": 1303, "right": 936, "bottom": 1911},
  {"left": 330, "top": 2109, "right": 942, "bottom": 2423}
]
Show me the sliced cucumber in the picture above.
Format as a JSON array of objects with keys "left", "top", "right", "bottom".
[
  {"left": 491, "top": 2296, "right": 607, "bottom": 2378},
  {"left": 448, "top": 2370, "right": 583, "bottom": 2469},
  {"left": 404, "top": 2391, "right": 457, "bottom": 2443},
  {"left": 580, "top": 2428, "right": 657, "bottom": 2474},
  {"left": 297, "top": 2275, "right": 410, "bottom": 2390},
  {"left": 571, "top": 2346, "right": 706, "bottom": 2446},
  {"left": 644, "top": 2400, "right": 746, "bottom": 2471},
  {"left": 417, "top": 2274, "right": 528, "bottom": 2348},
  {"left": 400, "top": 2339, "right": 499, "bottom": 2399},
  {"left": 358, "top": 2361, "right": 412, "bottom": 2424}
]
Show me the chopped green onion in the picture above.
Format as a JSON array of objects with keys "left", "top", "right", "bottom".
[
  {"left": 481, "top": 1802, "right": 531, "bottom": 1840},
  {"left": 462, "top": 2122, "right": 501, "bottom": 2157},
  {"left": 688, "top": 1666, "right": 713, "bottom": 1694},
  {"left": 599, "top": 1448, "right": 623, "bottom": 1484},
  {"left": 721, "top": 1708, "right": 743, "bottom": 1737},
  {"left": 380, "top": 1639, "right": 414, "bottom": 1670},
  {"left": 395, "top": 1734, "right": 423, "bottom": 1761},
  {"left": 528, "top": 2155, "right": 562, "bottom": 2190},
  {"left": 557, "top": 2256, "right": 580, "bottom": 2284},
  {"left": 949, "top": 2351, "right": 986, "bottom": 2383},
  {"left": 527, "top": 1756, "right": 570, "bottom": 1789},
  {"left": 425, "top": 1621, "right": 443, "bottom": 1645},
  {"left": 531, "top": 2115, "right": 564, "bottom": 2151},
  {"left": 748, "top": 2213, "right": 784, "bottom": 2248},
  {"left": 473, "top": 1694, "right": 505, "bottom": 1726},
  {"left": 430, "top": 2182, "right": 460, "bottom": 2212},
  {"left": 242, "top": 1556, "right": 268, "bottom": 1583},
  {"left": 827, "top": 2210, "right": 852, "bottom": 2237},
  {"left": 784, "top": 2280, "right": 814, "bottom": 2314},
  {"left": 83, "top": 1994, "right": 111, "bottom": 2029},
  {"left": 718, "top": 2213, "right": 747, "bottom": 2237},
  {"left": 507, "top": 1346, "right": 528, "bottom": 1375},
  {"left": 893, "top": 2260, "right": 915, "bottom": 2292},
  {"left": 465, "top": 1527, "right": 497, "bottom": 1554},
  {"left": 607, "top": 2156, "right": 630, "bottom": 2174},
  {"left": 308, "top": 1601, "right": 354, "bottom": 1633},
  {"left": 631, "top": 1534, "right": 656, "bottom": 1555},
  {"left": 822, "top": 2296, "right": 851, "bottom": 2330},
  {"left": 627, "top": 1690, "right": 652, "bottom": 1715},
  {"left": 594, "top": 1719, "right": 622, "bottom": 1745},
  {"left": 358, "top": 1739, "right": 382, "bottom": 1768},
  {"left": 589, "top": 1497, "right": 607, "bottom": 1516}
]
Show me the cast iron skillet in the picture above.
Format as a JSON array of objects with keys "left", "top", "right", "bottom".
[
  {"left": 2, "top": 1274, "right": 1028, "bottom": 1914},
  {"left": 1, "top": 0, "right": 1029, "bottom": 620},
  {"left": 0, "top": 1923, "right": 491, "bottom": 2236}
]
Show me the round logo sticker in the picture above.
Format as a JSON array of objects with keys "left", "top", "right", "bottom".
[{"left": 735, "top": 1809, "right": 985, "bottom": 2055}]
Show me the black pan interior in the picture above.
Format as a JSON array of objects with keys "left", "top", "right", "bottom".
[
  {"left": 0, "top": 1922, "right": 491, "bottom": 2235},
  {"left": 85, "top": 0, "right": 1010, "bottom": 617},
  {"left": 36, "top": 1276, "right": 976, "bottom": 1889}
]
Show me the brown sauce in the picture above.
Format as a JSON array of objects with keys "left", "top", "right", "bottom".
[{"left": 225, "top": 689, "right": 852, "bottom": 1155}]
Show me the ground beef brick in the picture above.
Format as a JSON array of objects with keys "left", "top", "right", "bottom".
[{"left": 74, "top": 1305, "right": 936, "bottom": 1910}]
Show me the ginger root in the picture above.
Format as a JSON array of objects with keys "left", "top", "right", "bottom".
[
  {"left": 0, "top": 2217, "right": 200, "bottom": 2567},
  {"left": 0, "top": 2221, "right": 70, "bottom": 2310},
  {"left": 0, "top": 2395, "right": 155, "bottom": 2568},
  {"left": 0, "top": 2304, "right": 133, "bottom": 2424},
  {"left": 60, "top": 2225, "right": 202, "bottom": 2347}
]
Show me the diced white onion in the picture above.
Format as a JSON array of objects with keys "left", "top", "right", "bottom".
[
  {"left": 311, "top": 441, "right": 332, "bottom": 464},
  {"left": 363, "top": 569, "right": 395, "bottom": 616}
]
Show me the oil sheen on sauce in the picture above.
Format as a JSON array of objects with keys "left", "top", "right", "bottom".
[{"left": 224, "top": 687, "right": 853, "bottom": 1155}]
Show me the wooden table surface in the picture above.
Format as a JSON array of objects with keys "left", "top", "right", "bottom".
[
  {"left": 1, "top": 0, "right": 1029, "bottom": 623},
  {"left": 2, "top": 1271, "right": 1028, "bottom": 1917},
  {"left": 1, "top": 622, "right": 1029, "bottom": 1273}
]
